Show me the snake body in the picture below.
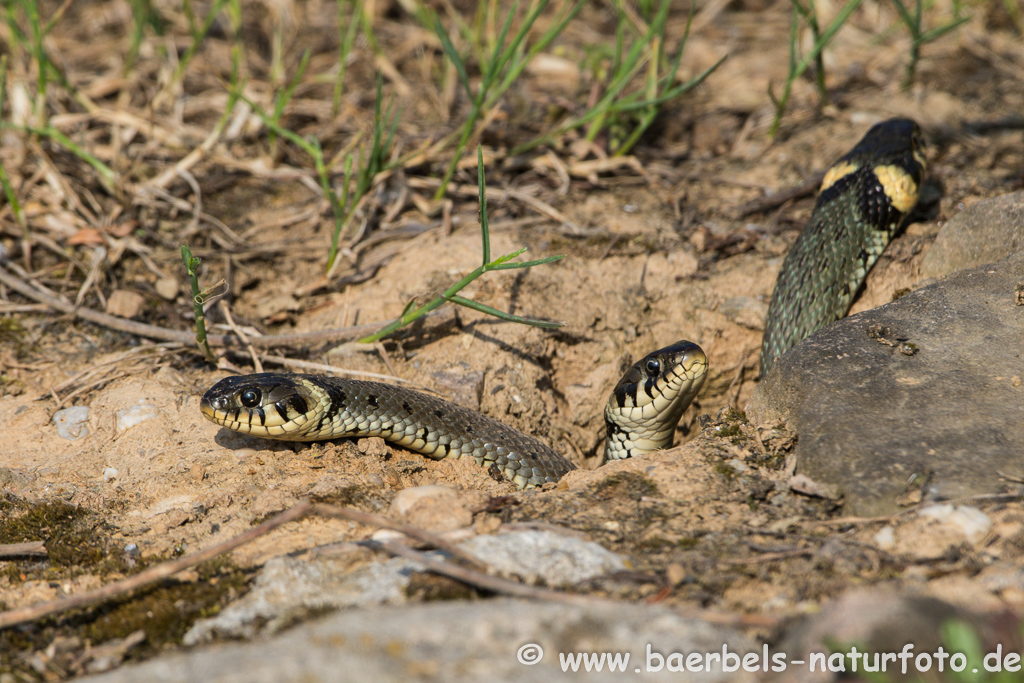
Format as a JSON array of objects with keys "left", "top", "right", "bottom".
[
  {"left": 201, "top": 340, "right": 707, "bottom": 489},
  {"left": 760, "top": 118, "right": 927, "bottom": 373}
]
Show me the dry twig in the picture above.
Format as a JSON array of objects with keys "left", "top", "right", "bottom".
[
  {"left": 0, "top": 541, "right": 48, "bottom": 559},
  {"left": 0, "top": 263, "right": 398, "bottom": 349}
]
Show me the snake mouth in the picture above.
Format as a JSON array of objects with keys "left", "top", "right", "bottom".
[
  {"left": 199, "top": 397, "right": 217, "bottom": 421},
  {"left": 667, "top": 341, "right": 708, "bottom": 377}
]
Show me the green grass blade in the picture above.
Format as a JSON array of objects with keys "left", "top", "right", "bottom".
[
  {"left": 609, "top": 56, "right": 726, "bottom": 114},
  {"left": 794, "top": 0, "right": 862, "bottom": 79},
  {"left": 770, "top": 0, "right": 862, "bottom": 135},
  {"left": 170, "top": 0, "right": 231, "bottom": 93},
  {"left": 325, "top": 154, "right": 355, "bottom": 272},
  {"left": 433, "top": 11, "right": 473, "bottom": 102},
  {"left": 919, "top": 15, "right": 970, "bottom": 43},
  {"left": 233, "top": 91, "right": 317, "bottom": 155},
  {"left": 0, "top": 56, "right": 23, "bottom": 232},
  {"left": 661, "top": 1, "right": 696, "bottom": 91},
  {"left": 446, "top": 294, "right": 563, "bottom": 328},
  {"left": 26, "top": 125, "right": 117, "bottom": 193},
  {"left": 270, "top": 48, "right": 312, "bottom": 148},
  {"left": 333, "top": 0, "right": 361, "bottom": 117},
  {"left": 490, "top": 255, "right": 565, "bottom": 270},
  {"left": 890, "top": 0, "right": 915, "bottom": 28},
  {"left": 529, "top": 0, "right": 716, "bottom": 156},
  {"left": 478, "top": 147, "right": 490, "bottom": 265},
  {"left": 0, "top": 158, "right": 26, "bottom": 231},
  {"left": 22, "top": 0, "right": 46, "bottom": 105},
  {"left": 357, "top": 71, "right": 396, "bottom": 197},
  {"left": 126, "top": 0, "right": 163, "bottom": 72},
  {"left": 487, "top": 0, "right": 586, "bottom": 109},
  {"left": 487, "top": 247, "right": 529, "bottom": 266},
  {"left": 432, "top": 2, "right": 525, "bottom": 199},
  {"left": 478, "top": 0, "right": 522, "bottom": 95},
  {"left": 359, "top": 156, "right": 565, "bottom": 343}
]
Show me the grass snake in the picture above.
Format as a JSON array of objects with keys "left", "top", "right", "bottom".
[
  {"left": 760, "top": 118, "right": 927, "bottom": 373},
  {"left": 201, "top": 340, "right": 707, "bottom": 489}
]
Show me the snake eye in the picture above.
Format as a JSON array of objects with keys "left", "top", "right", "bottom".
[
  {"left": 645, "top": 359, "right": 661, "bottom": 376},
  {"left": 240, "top": 389, "right": 261, "bottom": 407}
]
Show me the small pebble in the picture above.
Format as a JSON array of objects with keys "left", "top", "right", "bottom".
[
  {"left": 874, "top": 525, "right": 896, "bottom": 551},
  {"left": 724, "top": 458, "right": 748, "bottom": 474},
  {"left": 666, "top": 562, "right": 687, "bottom": 586},
  {"left": 103, "top": 467, "right": 118, "bottom": 482},
  {"left": 116, "top": 402, "right": 159, "bottom": 433},
  {"left": 390, "top": 485, "right": 471, "bottom": 532},
  {"left": 52, "top": 406, "right": 90, "bottom": 440},
  {"left": 919, "top": 504, "right": 992, "bottom": 543},
  {"left": 105, "top": 289, "right": 145, "bottom": 318},
  {"left": 390, "top": 485, "right": 456, "bottom": 517},
  {"left": 155, "top": 278, "right": 179, "bottom": 300},
  {"left": 123, "top": 543, "right": 140, "bottom": 569}
]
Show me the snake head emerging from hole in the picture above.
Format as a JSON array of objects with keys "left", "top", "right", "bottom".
[
  {"left": 603, "top": 340, "right": 707, "bottom": 461},
  {"left": 200, "top": 339, "right": 708, "bottom": 488}
]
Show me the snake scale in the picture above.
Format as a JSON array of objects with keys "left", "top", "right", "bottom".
[
  {"left": 760, "top": 118, "right": 927, "bottom": 373},
  {"left": 202, "top": 341, "right": 708, "bottom": 489},
  {"left": 202, "top": 119, "right": 924, "bottom": 488}
]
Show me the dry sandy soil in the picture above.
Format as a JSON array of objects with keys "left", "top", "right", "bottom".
[{"left": 1, "top": 0, "right": 1024, "bottom": 677}]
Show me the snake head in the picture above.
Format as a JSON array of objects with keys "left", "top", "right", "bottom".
[
  {"left": 604, "top": 340, "right": 708, "bottom": 461},
  {"left": 200, "top": 373, "right": 325, "bottom": 438}
]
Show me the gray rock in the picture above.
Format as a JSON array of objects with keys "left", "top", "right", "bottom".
[
  {"left": 185, "top": 531, "right": 627, "bottom": 644},
  {"left": 921, "top": 191, "right": 1024, "bottom": 279},
  {"left": 183, "top": 555, "right": 415, "bottom": 645},
  {"left": 82, "top": 600, "right": 758, "bottom": 683},
  {"left": 460, "top": 530, "right": 627, "bottom": 587},
  {"left": 750, "top": 250, "right": 1024, "bottom": 515}
]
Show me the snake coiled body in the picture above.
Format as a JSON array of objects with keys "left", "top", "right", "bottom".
[
  {"left": 201, "top": 341, "right": 707, "bottom": 489},
  {"left": 760, "top": 118, "right": 927, "bottom": 373}
]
